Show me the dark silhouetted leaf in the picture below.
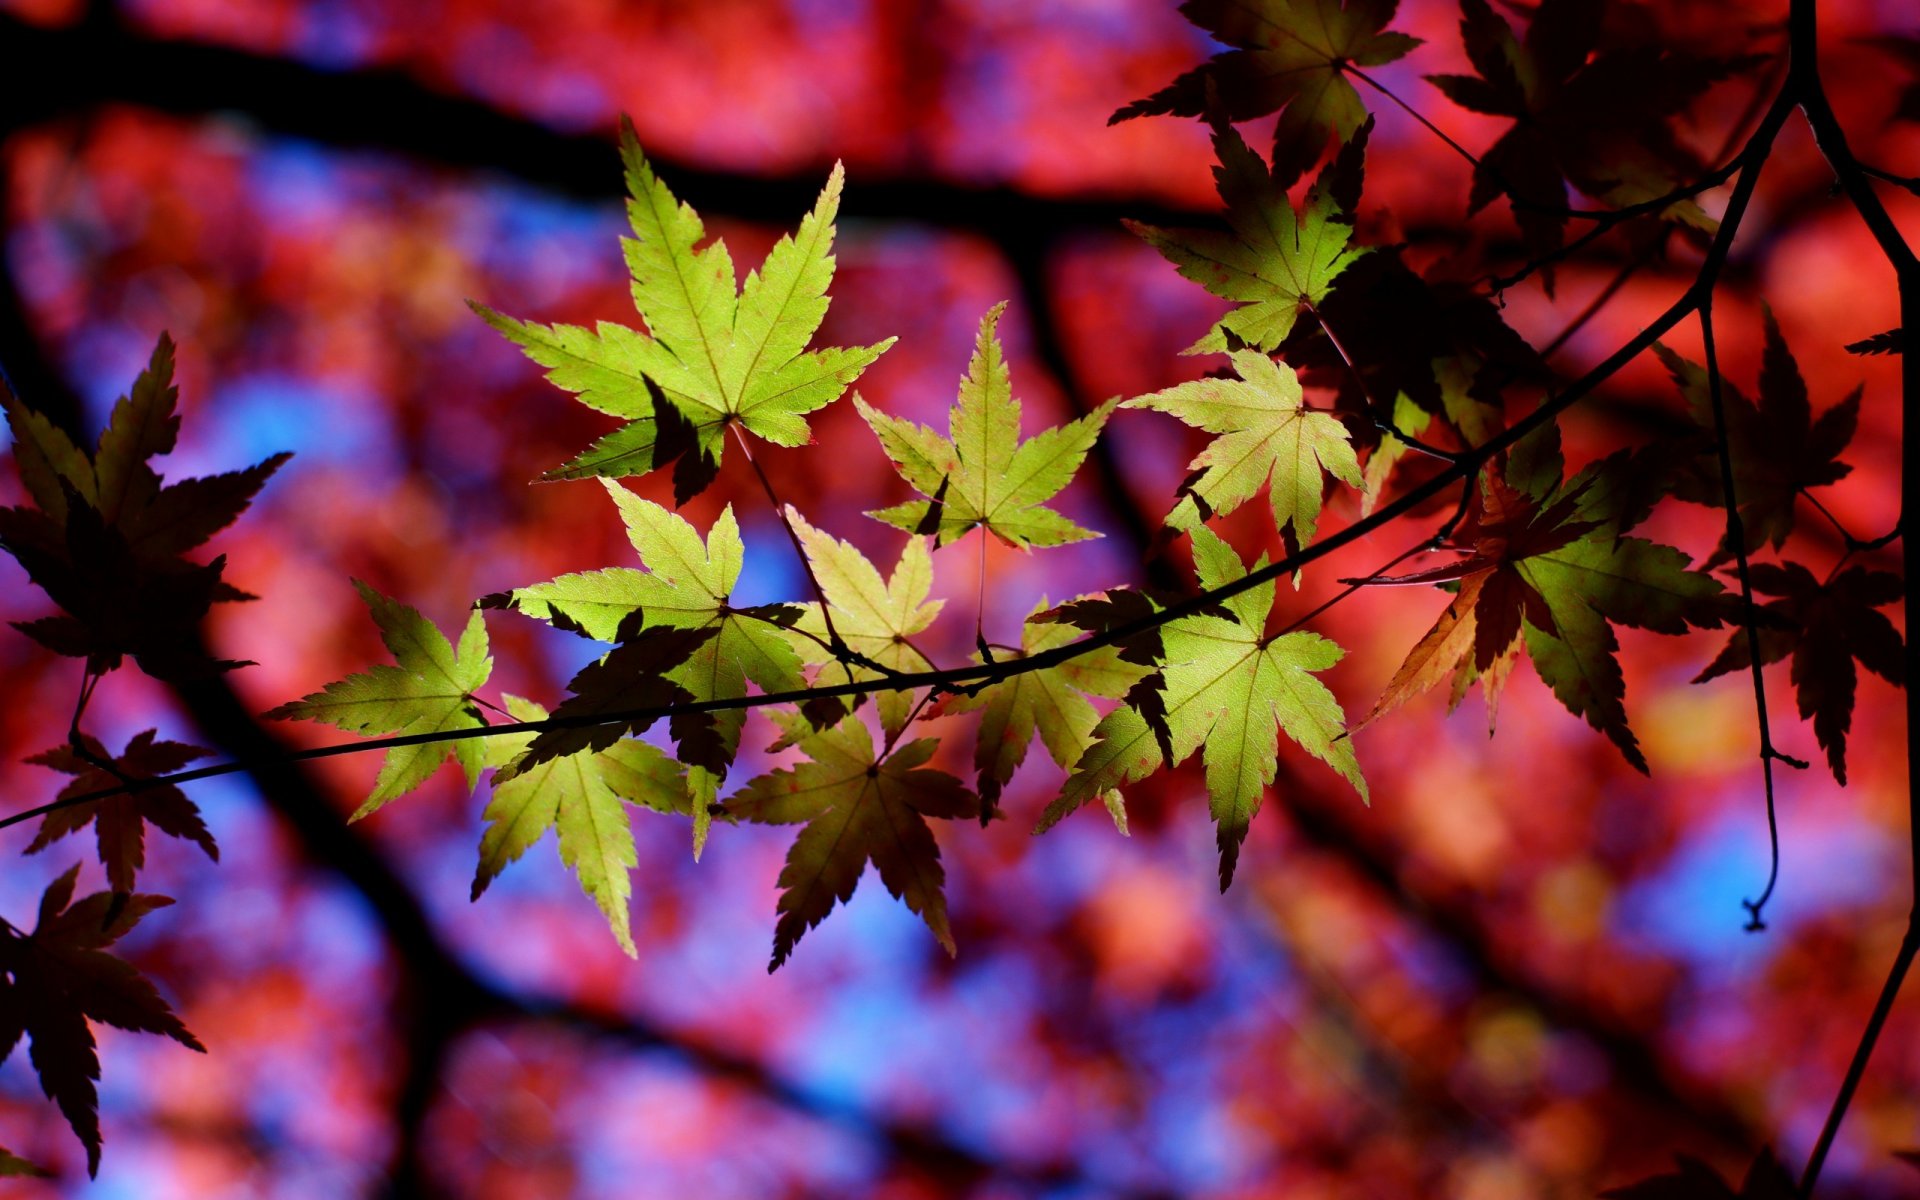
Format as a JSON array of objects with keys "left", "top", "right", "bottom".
[
  {"left": 1427, "top": 0, "right": 1739, "bottom": 283},
  {"left": 1695, "top": 562, "right": 1904, "bottom": 783},
  {"left": 1112, "top": 0, "right": 1419, "bottom": 187},
  {"left": 1602, "top": 1149, "right": 1796, "bottom": 1199},
  {"left": 0, "top": 866, "right": 203, "bottom": 1175},
  {"left": 23, "top": 732, "right": 216, "bottom": 896},
  {"left": 1656, "top": 309, "right": 1861, "bottom": 567},
  {"left": 1, "top": 335, "right": 286, "bottom": 680}
]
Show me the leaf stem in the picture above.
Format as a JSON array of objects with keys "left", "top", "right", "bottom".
[
  {"left": 1800, "top": 490, "right": 1901, "bottom": 554},
  {"left": 728, "top": 423, "right": 883, "bottom": 676},
  {"left": 1348, "top": 63, "right": 1742, "bottom": 226},
  {"left": 975, "top": 527, "right": 993, "bottom": 663},
  {"left": 0, "top": 78, "right": 1801, "bottom": 862},
  {"left": 1537, "top": 230, "right": 1672, "bottom": 360},
  {"left": 1307, "top": 299, "right": 1458, "bottom": 464},
  {"left": 1698, "top": 298, "right": 1788, "bottom": 930},
  {"left": 65, "top": 666, "right": 130, "bottom": 785},
  {"left": 1343, "top": 64, "right": 1481, "bottom": 169}
]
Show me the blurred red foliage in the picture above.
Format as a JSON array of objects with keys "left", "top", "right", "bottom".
[{"left": 0, "top": 0, "right": 1916, "bottom": 1197}]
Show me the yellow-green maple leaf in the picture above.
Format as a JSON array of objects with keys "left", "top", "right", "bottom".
[
  {"left": 858, "top": 303, "right": 1116, "bottom": 548},
  {"left": 940, "top": 600, "right": 1145, "bottom": 816},
  {"left": 785, "top": 511, "right": 942, "bottom": 735},
  {"left": 473, "top": 695, "right": 691, "bottom": 955},
  {"left": 1128, "top": 120, "right": 1367, "bottom": 355},
  {"left": 1039, "top": 528, "right": 1366, "bottom": 888},
  {"left": 475, "top": 121, "right": 894, "bottom": 486},
  {"left": 266, "top": 582, "right": 490, "bottom": 819},
  {"left": 499, "top": 481, "right": 806, "bottom": 854},
  {"left": 1124, "top": 347, "right": 1362, "bottom": 545},
  {"left": 726, "top": 717, "right": 976, "bottom": 970}
]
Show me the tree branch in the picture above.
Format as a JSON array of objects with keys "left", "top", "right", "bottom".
[
  {"left": 0, "top": 12, "right": 1209, "bottom": 240},
  {"left": 0, "top": 246, "right": 1149, "bottom": 1200},
  {"left": 1787, "top": 0, "right": 1920, "bottom": 1188}
]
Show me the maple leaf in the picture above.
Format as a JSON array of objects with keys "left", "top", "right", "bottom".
[
  {"left": 0, "top": 866, "right": 203, "bottom": 1175},
  {"left": 0, "top": 1147, "right": 47, "bottom": 1177},
  {"left": 1655, "top": 310, "right": 1860, "bottom": 567},
  {"left": 472, "top": 695, "right": 692, "bottom": 955},
  {"left": 784, "top": 511, "right": 942, "bottom": 735},
  {"left": 497, "top": 482, "right": 807, "bottom": 853},
  {"left": 858, "top": 303, "right": 1115, "bottom": 548},
  {"left": 1272, "top": 246, "right": 1544, "bottom": 429},
  {"left": 937, "top": 600, "right": 1147, "bottom": 823},
  {"left": 474, "top": 120, "right": 893, "bottom": 488},
  {"left": 1695, "top": 562, "right": 1904, "bottom": 784},
  {"left": 726, "top": 717, "right": 976, "bottom": 970},
  {"left": 24, "top": 731, "right": 217, "bottom": 896},
  {"left": 1602, "top": 1149, "right": 1797, "bottom": 1199},
  {"left": 506, "top": 627, "right": 710, "bottom": 768},
  {"left": 1361, "top": 431, "right": 1726, "bottom": 770},
  {"left": 1112, "top": 0, "right": 1420, "bottom": 187},
  {"left": 1127, "top": 118, "right": 1368, "bottom": 355},
  {"left": 1, "top": 334, "right": 287, "bottom": 678},
  {"left": 1125, "top": 347, "right": 1363, "bottom": 546},
  {"left": 1845, "top": 327, "right": 1905, "bottom": 356},
  {"left": 1039, "top": 526, "right": 1366, "bottom": 888},
  {"left": 264, "top": 581, "right": 492, "bottom": 819},
  {"left": 1426, "top": 0, "right": 1738, "bottom": 278}
]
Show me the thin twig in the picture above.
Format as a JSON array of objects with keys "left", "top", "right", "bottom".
[
  {"left": 1800, "top": 491, "right": 1901, "bottom": 554},
  {"left": 0, "top": 102, "right": 1796, "bottom": 836},
  {"left": 1538, "top": 231, "right": 1673, "bottom": 360},
  {"left": 1306, "top": 298, "right": 1460, "bottom": 464},
  {"left": 1698, "top": 299, "right": 1789, "bottom": 930},
  {"left": 1787, "top": 0, "right": 1920, "bottom": 1187},
  {"left": 728, "top": 424, "right": 886, "bottom": 676}
]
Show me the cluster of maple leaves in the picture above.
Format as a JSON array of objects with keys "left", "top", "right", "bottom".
[{"left": 0, "top": 0, "right": 1910, "bottom": 1185}]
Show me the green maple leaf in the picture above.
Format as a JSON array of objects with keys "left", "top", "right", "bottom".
[
  {"left": 2, "top": 333, "right": 287, "bottom": 678},
  {"left": 785, "top": 511, "right": 942, "bottom": 735},
  {"left": 1695, "top": 562, "right": 1904, "bottom": 784},
  {"left": 858, "top": 303, "right": 1116, "bottom": 548},
  {"left": 1361, "top": 432, "right": 1725, "bottom": 770},
  {"left": 1128, "top": 119, "right": 1368, "bottom": 355},
  {"left": 265, "top": 581, "right": 491, "bottom": 819},
  {"left": 1112, "top": 0, "right": 1420, "bottom": 187},
  {"left": 940, "top": 599, "right": 1147, "bottom": 820},
  {"left": 1039, "top": 526, "right": 1366, "bottom": 888},
  {"left": 24, "top": 731, "right": 217, "bottom": 896},
  {"left": 473, "top": 694, "right": 692, "bottom": 955},
  {"left": 1654, "top": 309, "right": 1861, "bottom": 567},
  {"left": 726, "top": 717, "right": 976, "bottom": 970},
  {"left": 474, "top": 121, "right": 893, "bottom": 488},
  {"left": 0, "top": 866, "right": 203, "bottom": 1176},
  {"left": 0, "top": 1147, "right": 47, "bottom": 1177},
  {"left": 1125, "top": 346, "right": 1363, "bottom": 545},
  {"left": 498, "top": 482, "right": 807, "bottom": 854}
]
